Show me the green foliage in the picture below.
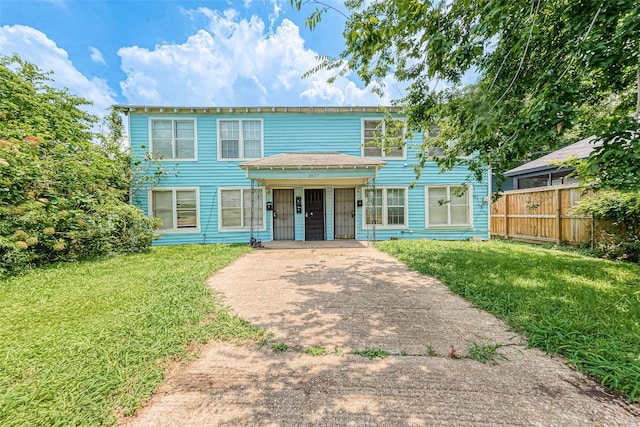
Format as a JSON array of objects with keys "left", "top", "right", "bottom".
[
  {"left": 0, "top": 54, "right": 96, "bottom": 143},
  {"left": 271, "top": 341, "right": 288, "bottom": 352},
  {"left": 576, "top": 191, "right": 640, "bottom": 261},
  {"left": 0, "top": 244, "right": 263, "bottom": 426},
  {"left": 377, "top": 239, "right": 640, "bottom": 402},
  {"left": 291, "top": 0, "right": 640, "bottom": 191},
  {"left": 0, "top": 135, "right": 160, "bottom": 273},
  {"left": 354, "top": 348, "right": 390, "bottom": 360},
  {"left": 0, "top": 55, "right": 160, "bottom": 273},
  {"left": 466, "top": 341, "right": 508, "bottom": 365},
  {"left": 304, "top": 345, "right": 328, "bottom": 356},
  {"left": 424, "top": 344, "right": 438, "bottom": 357}
]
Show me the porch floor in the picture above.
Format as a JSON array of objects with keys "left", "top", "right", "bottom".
[{"left": 260, "top": 239, "right": 369, "bottom": 249}]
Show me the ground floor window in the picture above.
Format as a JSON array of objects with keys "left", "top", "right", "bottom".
[
  {"left": 362, "top": 187, "right": 407, "bottom": 228},
  {"left": 425, "top": 185, "right": 472, "bottom": 227},
  {"left": 150, "top": 188, "right": 199, "bottom": 231},
  {"left": 219, "top": 188, "right": 265, "bottom": 231}
]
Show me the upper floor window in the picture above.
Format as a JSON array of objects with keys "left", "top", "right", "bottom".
[
  {"left": 150, "top": 188, "right": 199, "bottom": 232},
  {"left": 425, "top": 185, "right": 472, "bottom": 227},
  {"left": 150, "top": 119, "right": 196, "bottom": 160},
  {"left": 426, "top": 125, "right": 472, "bottom": 159},
  {"left": 362, "top": 119, "right": 405, "bottom": 159},
  {"left": 218, "top": 119, "right": 263, "bottom": 160}
]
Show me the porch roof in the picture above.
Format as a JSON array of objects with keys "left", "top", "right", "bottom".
[{"left": 238, "top": 153, "right": 386, "bottom": 186}]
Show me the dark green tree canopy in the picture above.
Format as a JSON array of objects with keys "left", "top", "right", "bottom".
[
  {"left": 292, "top": 0, "right": 640, "bottom": 190},
  {"left": 0, "top": 54, "right": 96, "bottom": 143}
]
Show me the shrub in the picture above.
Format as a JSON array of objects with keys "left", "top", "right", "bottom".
[
  {"left": 0, "top": 138, "right": 161, "bottom": 274},
  {"left": 0, "top": 55, "right": 161, "bottom": 274},
  {"left": 576, "top": 191, "right": 640, "bottom": 262}
]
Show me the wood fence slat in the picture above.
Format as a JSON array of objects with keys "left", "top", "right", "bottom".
[{"left": 490, "top": 184, "right": 592, "bottom": 245}]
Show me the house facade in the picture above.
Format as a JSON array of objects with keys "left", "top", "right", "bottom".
[
  {"left": 502, "top": 136, "right": 600, "bottom": 190},
  {"left": 119, "top": 106, "right": 490, "bottom": 245}
]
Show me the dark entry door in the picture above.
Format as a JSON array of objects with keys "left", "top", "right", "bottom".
[
  {"left": 334, "top": 188, "right": 355, "bottom": 239},
  {"left": 304, "top": 189, "right": 325, "bottom": 241},
  {"left": 273, "top": 189, "right": 294, "bottom": 240}
]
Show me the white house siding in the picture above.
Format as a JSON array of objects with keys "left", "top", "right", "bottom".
[{"left": 127, "top": 109, "right": 490, "bottom": 245}]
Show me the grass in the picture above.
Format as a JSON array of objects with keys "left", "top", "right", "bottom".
[
  {"left": 425, "top": 344, "right": 438, "bottom": 357},
  {"left": 0, "top": 244, "right": 267, "bottom": 426},
  {"left": 271, "top": 342, "right": 288, "bottom": 352},
  {"left": 466, "top": 341, "right": 508, "bottom": 364},
  {"left": 304, "top": 345, "right": 328, "bottom": 356},
  {"left": 354, "top": 348, "right": 390, "bottom": 360},
  {"left": 377, "top": 239, "right": 640, "bottom": 402}
]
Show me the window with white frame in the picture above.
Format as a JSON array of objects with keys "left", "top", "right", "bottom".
[
  {"left": 362, "top": 187, "right": 407, "bottom": 228},
  {"left": 426, "top": 185, "right": 472, "bottom": 227},
  {"left": 150, "top": 119, "right": 196, "bottom": 160},
  {"left": 150, "top": 188, "right": 199, "bottom": 231},
  {"left": 425, "top": 126, "right": 472, "bottom": 159},
  {"left": 362, "top": 119, "right": 405, "bottom": 158},
  {"left": 218, "top": 119, "right": 263, "bottom": 160},
  {"left": 219, "top": 188, "right": 265, "bottom": 230}
]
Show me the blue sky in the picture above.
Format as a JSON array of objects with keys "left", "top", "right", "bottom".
[{"left": 0, "top": 0, "right": 405, "bottom": 118}]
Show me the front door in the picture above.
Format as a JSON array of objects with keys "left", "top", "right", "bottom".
[
  {"left": 334, "top": 188, "right": 355, "bottom": 239},
  {"left": 304, "top": 189, "right": 325, "bottom": 241},
  {"left": 273, "top": 189, "right": 295, "bottom": 240}
]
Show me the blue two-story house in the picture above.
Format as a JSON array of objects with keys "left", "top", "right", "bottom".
[{"left": 117, "top": 105, "right": 490, "bottom": 245}]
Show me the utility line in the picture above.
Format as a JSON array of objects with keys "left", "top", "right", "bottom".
[{"left": 494, "top": 0, "right": 541, "bottom": 106}]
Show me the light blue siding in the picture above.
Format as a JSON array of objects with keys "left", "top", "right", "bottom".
[{"left": 128, "top": 110, "right": 490, "bottom": 245}]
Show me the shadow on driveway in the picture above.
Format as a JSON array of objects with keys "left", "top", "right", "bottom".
[{"left": 123, "top": 247, "right": 639, "bottom": 426}]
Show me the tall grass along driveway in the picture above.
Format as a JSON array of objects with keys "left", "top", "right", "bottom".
[
  {"left": 0, "top": 245, "right": 266, "bottom": 426},
  {"left": 377, "top": 240, "right": 640, "bottom": 403}
]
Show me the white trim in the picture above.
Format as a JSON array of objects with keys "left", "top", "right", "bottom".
[
  {"left": 488, "top": 167, "right": 492, "bottom": 239},
  {"left": 425, "top": 184, "right": 473, "bottom": 228},
  {"left": 360, "top": 117, "right": 407, "bottom": 160},
  {"left": 217, "top": 187, "right": 267, "bottom": 232},
  {"left": 148, "top": 117, "right": 198, "bottom": 161},
  {"left": 361, "top": 186, "right": 409, "bottom": 230},
  {"left": 217, "top": 118, "right": 264, "bottom": 161},
  {"left": 148, "top": 187, "right": 200, "bottom": 233}
]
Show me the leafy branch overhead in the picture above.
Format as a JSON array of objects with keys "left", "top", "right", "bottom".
[{"left": 291, "top": 0, "right": 640, "bottom": 191}]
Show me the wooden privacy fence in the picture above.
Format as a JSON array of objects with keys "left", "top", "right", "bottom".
[{"left": 491, "top": 184, "right": 593, "bottom": 244}]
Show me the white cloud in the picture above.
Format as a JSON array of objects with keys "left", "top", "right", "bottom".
[
  {"left": 89, "top": 46, "right": 106, "bottom": 65},
  {"left": 118, "top": 8, "right": 400, "bottom": 107},
  {"left": 0, "top": 25, "right": 117, "bottom": 117}
]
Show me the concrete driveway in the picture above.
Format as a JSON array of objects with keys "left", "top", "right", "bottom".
[{"left": 124, "top": 245, "right": 638, "bottom": 426}]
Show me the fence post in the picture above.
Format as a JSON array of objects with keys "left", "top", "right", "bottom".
[
  {"left": 504, "top": 193, "right": 509, "bottom": 240},
  {"left": 555, "top": 188, "right": 562, "bottom": 245}
]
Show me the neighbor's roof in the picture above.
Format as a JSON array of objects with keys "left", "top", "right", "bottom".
[
  {"left": 113, "top": 105, "right": 403, "bottom": 115},
  {"left": 239, "top": 152, "right": 386, "bottom": 169},
  {"left": 505, "top": 136, "right": 601, "bottom": 176}
]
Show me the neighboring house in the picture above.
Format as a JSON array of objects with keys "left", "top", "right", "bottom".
[
  {"left": 117, "top": 105, "right": 490, "bottom": 245},
  {"left": 502, "top": 136, "right": 601, "bottom": 190}
]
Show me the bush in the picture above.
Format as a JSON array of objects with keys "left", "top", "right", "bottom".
[
  {"left": 0, "top": 55, "right": 161, "bottom": 274},
  {"left": 576, "top": 191, "right": 640, "bottom": 262},
  {"left": 0, "top": 137, "right": 160, "bottom": 274}
]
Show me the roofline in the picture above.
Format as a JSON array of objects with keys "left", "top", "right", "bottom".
[
  {"left": 504, "top": 165, "right": 574, "bottom": 177},
  {"left": 113, "top": 105, "right": 404, "bottom": 115},
  {"left": 239, "top": 163, "right": 386, "bottom": 170}
]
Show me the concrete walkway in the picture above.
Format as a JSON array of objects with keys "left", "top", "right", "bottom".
[{"left": 124, "top": 246, "right": 639, "bottom": 426}]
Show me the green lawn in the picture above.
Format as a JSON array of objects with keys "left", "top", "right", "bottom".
[
  {"left": 0, "top": 245, "right": 266, "bottom": 426},
  {"left": 377, "top": 239, "right": 640, "bottom": 402}
]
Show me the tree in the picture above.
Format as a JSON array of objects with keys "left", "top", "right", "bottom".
[
  {"left": 0, "top": 54, "right": 96, "bottom": 143},
  {"left": 292, "top": 0, "right": 640, "bottom": 190},
  {"left": 0, "top": 54, "right": 159, "bottom": 273}
]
